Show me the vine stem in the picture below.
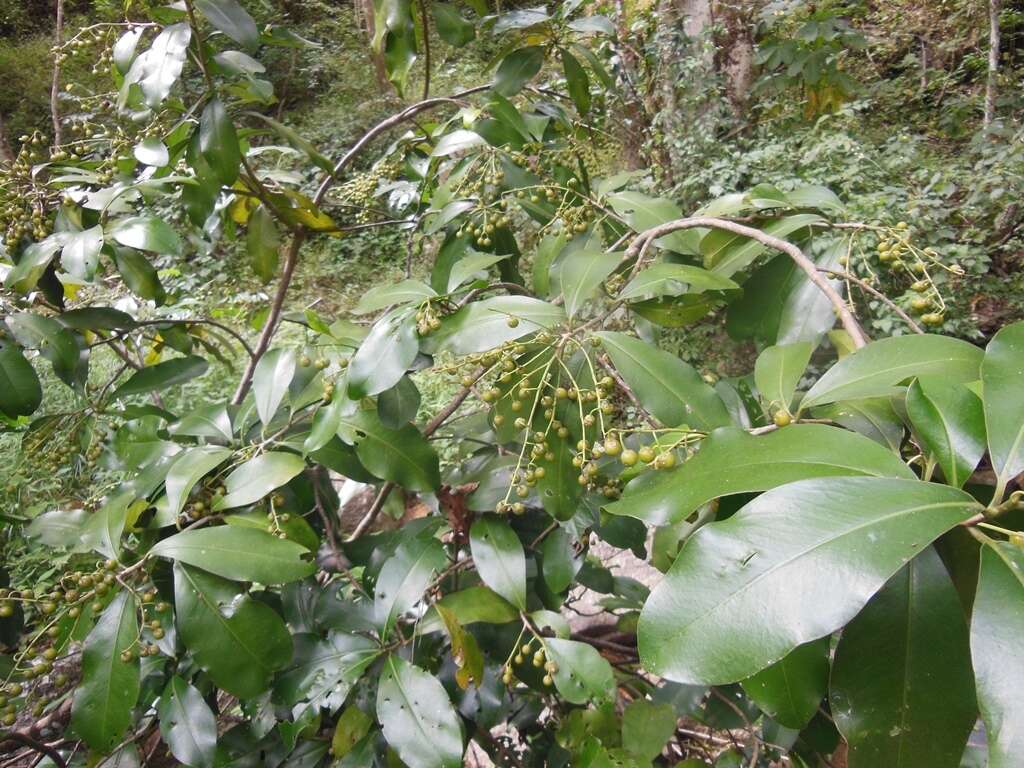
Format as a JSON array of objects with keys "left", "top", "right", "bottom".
[{"left": 626, "top": 217, "right": 869, "bottom": 349}]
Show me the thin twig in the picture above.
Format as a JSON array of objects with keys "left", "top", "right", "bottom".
[
  {"left": 0, "top": 733, "right": 66, "bottom": 768},
  {"left": 50, "top": 0, "right": 64, "bottom": 147},
  {"left": 818, "top": 268, "right": 924, "bottom": 334},
  {"left": 626, "top": 218, "right": 869, "bottom": 348}
]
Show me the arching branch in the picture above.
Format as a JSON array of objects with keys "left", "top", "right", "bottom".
[{"left": 625, "top": 217, "right": 870, "bottom": 349}]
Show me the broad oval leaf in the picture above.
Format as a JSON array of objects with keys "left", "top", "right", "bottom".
[
  {"left": 6, "top": 313, "right": 82, "bottom": 390},
  {"left": 970, "top": 540, "right": 1024, "bottom": 768},
  {"left": 164, "top": 446, "right": 233, "bottom": 520},
  {"left": 558, "top": 249, "right": 619, "bottom": 318},
  {"left": 545, "top": 637, "right": 616, "bottom": 705},
  {"left": 109, "top": 216, "right": 182, "bottom": 255},
  {"left": 275, "top": 631, "right": 379, "bottom": 711},
  {"left": 801, "top": 335, "right": 983, "bottom": 410},
  {"left": 431, "top": 129, "right": 486, "bottom": 157},
  {"left": 906, "top": 377, "right": 986, "bottom": 488},
  {"left": 0, "top": 345, "right": 42, "bottom": 418},
  {"left": 596, "top": 331, "right": 732, "bottom": 431},
  {"left": 199, "top": 98, "right": 241, "bottom": 186},
  {"left": 354, "top": 279, "right": 436, "bottom": 315},
  {"left": 980, "top": 320, "right": 1024, "bottom": 494},
  {"left": 374, "top": 535, "right": 447, "bottom": 639},
  {"left": 377, "top": 375, "right": 421, "bottom": 428},
  {"left": 741, "top": 637, "right": 829, "bottom": 730},
  {"left": 152, "top": 525, "right": 315, "bottom": 583},
  {"left": 194, "top": 0, "right": 259, "bottom": 47},
  {"left": 254, "top": 347, "right": 296, "bottom": 425},
  {"left": 376, "top": 655, "right": 464, "bottom": 768},
  {"left": 214, "top": 450, "right": 306, "bottom": 509},
  {"left": 494, "top": 46, "right": 545, "bottom": 97},
  {"left": 469, "top": 516, "right": 526, "bottom": 609},
  {"left": 157, "top": 676, "right": 217, "bottom": 768},
  {"left": 134, "top": 137, "right": 169, "bottom": 167},
  {"left": 71, "top": 592, "right": 141, "bottom": 751},
  {"left": 703, "top": 213, "right": 825, "bottom": 277},
  {"left": 247, "top": 204, "right": 280, "bottom": 282},
  {"left": 174, "top": 563, "right": 293, "bottom": 697},
  {"left": 61, "top": 225, "right": 105, "bottom": 279},
  {"left": 754, "top": 342, "right": 812, "bottom": 414},
  {"left": 637, "top": 477, "right": 979, "bottom": 684},
  {"left": 618, "top": 263, "right": 738, "bottom": 301},
  {"left": 111, "top": 356, "right": 209, "bottom": 399},
  {"left": 347, "top": 310, "right": 419, "bottom": 399},
  {"left": 830, "top": 546, "right": 976, "bottom": 768},
  {"left": 351, "top": 412, "right": 441, "bottom": 491},
  {"left": 431, "top": 296, "right": 565, "bottom": 355}
]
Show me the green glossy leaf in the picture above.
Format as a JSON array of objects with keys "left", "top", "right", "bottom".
[
  {"left": 469, "top": 516, "right": 526, "bottom": 609},
  {"left": 754, "top": 342, "right": 812, "bottom": 414},
  {"left": 354, "top": 279, "right": 436, "bottom": 315},
  {"left": 559, "top": 249, "right": 619, "bottom": 318},
  {"left": 813, "top": 396, "right": 905, "bottom": 452},
  {"left": 494, "top": 46, "right": 545, "bottom": 96},
  {"left": 374, "top": 535, "right": 447, "bottom": 639},
  {"left": 373, "top": 0, "right": 418, "bottom": 95},
  {"left": 254, "top": 347, "right": 296, "bottom": 425},
  {"left": 433, "top": 3, "right": 475, "bottom": 47},
  {"left": 134, "top": 137, "right": 169, "bottom": 167},
  {"left": 560, "top": 47, "right": 590, "bottom": 114},
  {"left": 741, "top": 638, "right": 828, "bottom": 729},
  {"left": 214, "top": 450, "right": 306, "bottom": 509},
  {"left": 112, "top": 356, "right": 208, "bottom": 399},
  {"left": 167, "top": 402, "right": 233, "bottom": 441},
  {"left": 174, "top": 563, "right": 292, "bottom": 697},
  {"left": 332, "top": 706, "right": 374, "bottom": 759},
  {"left": 27, "top": 508, "right": 89, "bottom": 548},
  {"left": 447, "top": 251, "right": 510, "bottom": 292},
  {"left": 351, "top": 411, "right": 440, "bottom": 491},
  {"left": 157, "top": 676, "right": 217, "bottom": 768},
  {"left": 596, "top": 331, "right": 731, "bottom": 430},
  {"left": 71, "top": 592, "right": 140, "bottom": 750},
  {"left": 194, "top": 0, "right": 259, "bottom": 46},
  {"left": 376, "top": 655, "right": 463, "bottom": 768},
  {"left": 378, "top": 375, "right": 421, "bottom": 428},
  {"left": 347, "top": 310, "right": 418, "bottom": 399},
  {"left": 247, "top": 204, "right": 280, "bottom": 282},
  {"left": 153, "top": 525, "right": 315, "bottom": 583},
  {"left": 981, "top": 321, "right": 1024, "bottom": 494},
  {"left": 303, "top": 393, "right": 358, "bottom": 454},
  {"left": 703, "top": 214, "right": 824, "bottom": 277},
  {"left": 621, "top": 700, "right": 679, "bottom": 762},
  {"left": 198, "top": 98, "right": 241, "bottom": 186},
  {"left": 0, "top": 345, "right": 42, "bottom": 418},
  {"left": 109, "top": 216, "right": 182, "bottom": 255},
  {"left": 638, "top": 477, "right": 978, "bottom": 684},
  {"left": 275, "top": 631, "right": 378, "bottom": 711},
  {"left": 606, "top": 192, "right": 700, "bottom": 255},
  {"left": 618, "top": 263, "right": 738, "bottom": 301},
  {"left": 539, "top": 527, "right": 580, "bottom": 593},
  {"left": 61, "top": 225, "right": 104, "bottom": 279},
  {"left": 532, "top": 231, "right": 566, "bottom": 297},
  {"left": 83, "top": 490, "right": 135, "bottom": 560},
  {"left": 418, "top": 586, "right": 519, "bottom": 634},
  {"left": 57, "top": 307, "right": 136, "bottom": 331},
  {"left": 5, "top": 313, "right": 82, "bottom": 390},
  {"left": 123, "top": 23, "right": 191, "bottom": 108},
  {"left": 801, "top": 335, "right": 984, "bottom": 410},
  {"left": 431, "top": 129, "right": 485, "bottom": 157},
  {"left": 5, "top": 234, "right": 66, "bottom": 292},
  {"left": 164, "top": 446, "right": 233, "bottom": 520},
  {"left": 432, "top": 296, "right": 565, "bottom": 355},
  {"left": 113, "top": 246, "right": 166, "bottom": 303},
  {"left": 906, "top": 377, "right": 985, "bottom": 488},
  {"left": 830, "top": 547, "right": 976, "bottom": 768},
  {"left": 971, "top": 540, "right": 1024, "bottom": 767},
  {"left": 545, "top": 638, "right": 615, "bottom": 705}
]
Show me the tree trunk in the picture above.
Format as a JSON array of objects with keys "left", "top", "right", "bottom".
[
  {"left": 50, "top": 0, "right": 64, "bottom": 147},
  {"left": 714, "top": 0, "right": 755, "bottom": 114},
  {"left": 984, "top": 0, "right": 1001, "bottom": 127},
  {"left": 0, "top": 112, "right": 14, "bottom": 164},
  {"left": 362, "top": 0, "right": 390, "bottom": 93}
]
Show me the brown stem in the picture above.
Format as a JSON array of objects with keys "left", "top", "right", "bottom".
[
  {"left": 0, "top": 733, "right": 67, "bottom": 767},
  {"left": 231, "top": 230, "right": 304, "bottom": 404},
  {"left": 50, "top": 0, "right": 64, "bottom": 146},
  {"left": 598, "top": 354, "right": 659, "bottom": 428},
  {"left": 626, "top": 217, "right": 869, "bottom": 348},
  {"left": 346, "top": 368, "right": 485, "bottom": 540},
  {"left": 417, "top": 0, "right": 431, "bottom": 101},
  {"left": 818, "top": 268, "right": 924, "bottom": 335}
]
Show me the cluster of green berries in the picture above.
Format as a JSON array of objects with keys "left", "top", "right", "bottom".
[{"left": 502, "top": 640, "right": 558, "bottom": 687}]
